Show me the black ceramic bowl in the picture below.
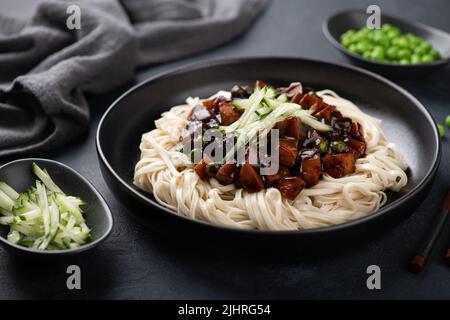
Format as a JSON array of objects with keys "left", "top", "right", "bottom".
[
  {"left": 0, "top": 158, "right": 113, "bottom": 258},
  {"left": 323, "top": 10, "right": 450, "bottom": 78},
  {"left": 96, "top": 57, "right": 440, "bottom": 248}
]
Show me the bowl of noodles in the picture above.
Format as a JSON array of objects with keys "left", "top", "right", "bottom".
[{"left": 96, "top": 58, "right": 440, "bottom": 244}]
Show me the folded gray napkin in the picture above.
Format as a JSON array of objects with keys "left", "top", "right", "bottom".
[{"left": 0, "top": 0, "right": 268, "bottom": 157}]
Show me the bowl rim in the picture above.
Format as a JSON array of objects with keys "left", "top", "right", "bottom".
[
  {"left": 96, "top": 56, "right": 441, "bottom": 236},
  {"left": 322, "top": 8, "right": 450, "bottom": 67},
  {"left": 0, "top": 158, "right": 114, "bottom": 255}
]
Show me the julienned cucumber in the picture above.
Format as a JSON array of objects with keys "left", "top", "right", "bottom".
[
  {"left": 0, "top": 163, "right": 92, "bottom": 250},
  {"left": 225, "top": 87, "right": 333, "bottom": 134},
  {"left": 32, "top": 163, "right": 62, "bottom": 193},
  {"left": 231, "top": 98, "right": 248, "bottom": 110}
]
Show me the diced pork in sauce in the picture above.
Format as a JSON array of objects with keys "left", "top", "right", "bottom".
[{"left": 183, "top": 81, "right": 367, "bottom": 200}]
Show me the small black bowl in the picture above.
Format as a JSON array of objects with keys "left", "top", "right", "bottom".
[
  {"left": 0, "top": 158, "right": 113, "bottom": 258},
  {"left": 323, "top": 10, "right": 450, "bottom": 78}
]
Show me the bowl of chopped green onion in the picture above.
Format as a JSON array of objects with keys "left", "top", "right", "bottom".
[
  {"left": 323, "top": 10, "right": 450, "bottom": 77},
  {"left": 0, "top": 158, "right": 113, "bottom": 257}
]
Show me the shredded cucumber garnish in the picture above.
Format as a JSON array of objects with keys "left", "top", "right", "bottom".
[
  {"left": 276, "top": 93, "right": 289, "bottom": 102},
  {"left": 255, "top": 105, "right": 272, "bottom": 118},
  {"left": 0, "top": 163, "right": 92, "bottom": 250},
  {"left": 0, "top": 189, "right": 15, "bottom": 212},
  {"left": 7, "top": 230, "right": 20, "bottom": 244},
  {"left": 231, "top": 98, "right": 249, "bottom": 110},
  {"left": 264, "top": 86, "right": 278, "bottom": 99},
  {"left": 0, "top": 181, "right": 19, "bottom": 201},
  {"left": 224, "top": 89, "right": 333, "bottom": 136},
  {"left": 221, "top": 87, "right": 333, "bottom": 162},
  {"left": 226, "top": 86, "right": 266, "bottom": 133},
  {"left": 32, "top": 163, "right": 62, "bottom": 193}
]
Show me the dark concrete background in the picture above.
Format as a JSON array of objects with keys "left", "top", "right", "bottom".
[{"left": 0, "top": 0, "right": 449, "bottom": 299}]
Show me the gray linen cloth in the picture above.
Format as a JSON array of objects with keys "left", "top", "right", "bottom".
[{"left": 0, "top": 0, "right": 268, "bottom": 157}]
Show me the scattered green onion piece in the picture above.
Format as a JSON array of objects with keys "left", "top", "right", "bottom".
[
  {"left": 437, "top": 124, "right": 445, "bottom": 138},
  {"left": 205, "top": 163, "right": 220, "bottom": 176},
  {"left": 318, "top": 140, "right": 329, "bottom": 153},
  {"left": 331, "top": 141, "right": 349, "bottom": 153}
]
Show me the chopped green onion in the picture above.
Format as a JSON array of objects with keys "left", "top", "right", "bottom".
[
  {"left": 319, "top": 140, "right": 329, "bottom": 153},
  {"left": 205, "top": 163, "right": 220, "bottom": 176},
  {"left": 331, "top": 141, "right": 350, "bottom": 153}
]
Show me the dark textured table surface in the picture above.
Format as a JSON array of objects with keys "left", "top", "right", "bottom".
[{"left": 1, "top": 0, "right": 449, "bottom": 299}]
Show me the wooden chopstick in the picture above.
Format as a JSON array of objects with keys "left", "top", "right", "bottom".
[{"left": 409, "top": 191, "right": 450, "bottom": 273}]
